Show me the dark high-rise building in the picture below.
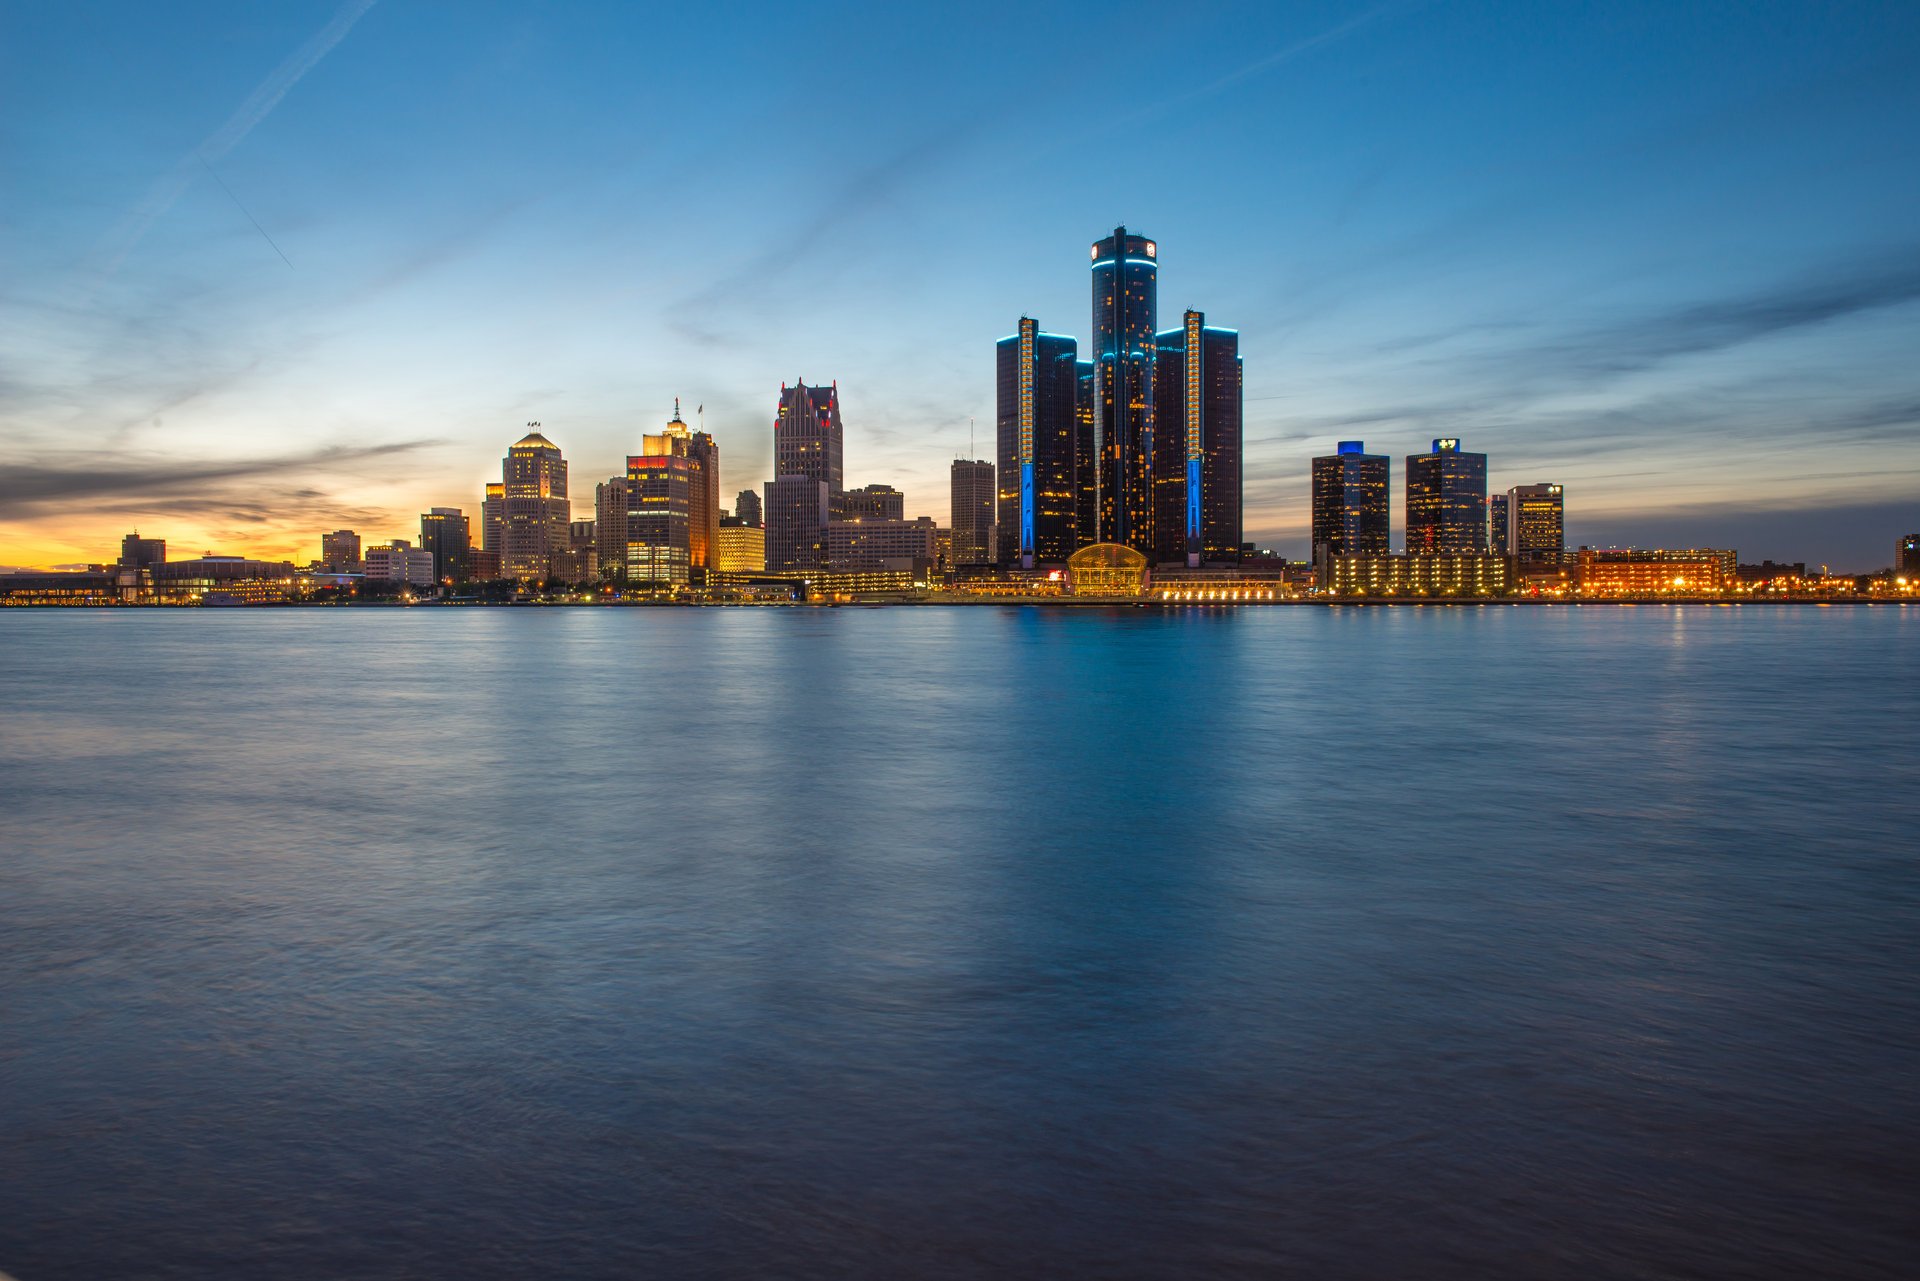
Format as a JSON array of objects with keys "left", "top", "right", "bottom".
[
  {"left": 1310, "top": 442, "right": 1390, "bottom": 564},
  {"left": 1507, "top": 484, "right": 1565, "bottom": 565},
  {"left": 595, "top": 478, "right": 629, "bottom": 582},
  {"left": 1488, "top": 495, "right": 1510, "bottom": 556},
  {"left": 119, "top": 533, "right": 166, "bottom": 569},
  {"left": 420, "top": 508, "right": 470, "bottom": 582},
  {"left": 765, "top": 475, "right": 830, "bottom": 573},
  {"left": 1074, "top": 359, "right": 1096, "bottom": 549},
  {"left": 500, "top": 427, "right": 570, "bottom": 579},
  {"left": 1090, "top": 226, "right": 1158, "bottom": 553},
  {"left": 685, "top": 417, "right": 720, "bottom": 583},
  {"left": 1406, "top": 438, "right": 1488, "bottom": 555},
  {"left": 950, "top": 459, "right": 995, "bottom": 567},
  {"left": 735, "top": 489, "right": 762, "bottom": 528},
  {"left": 775, "top": 382, "right": 843, "bottom": 502},
  {"left": 1152, "top": 310, "right": 1242, "bottom": 565},
  {"left": 996, "top": 317, "right": 1079, "bottom": 567},
  {"left": 321, "top": 529, "right": 359, "bottom": 571},
  {"left": 838, "top": 484, "right": 905, "bottom": 522},
  {"left": 1899, "top": 534, "right": 1919, "bottom": 574}
]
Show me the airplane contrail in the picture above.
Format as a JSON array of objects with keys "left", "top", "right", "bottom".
[{"left": 97, "top": 0, "right": 379, "bottom": 275}]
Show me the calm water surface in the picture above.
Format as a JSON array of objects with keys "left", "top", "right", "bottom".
[{"left": 2, "top": 606, "right": 1917, "bottom": 1279}]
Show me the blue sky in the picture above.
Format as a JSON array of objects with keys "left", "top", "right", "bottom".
[{"left": 3, "top": 0, "right": 1918, "bottom": 568}]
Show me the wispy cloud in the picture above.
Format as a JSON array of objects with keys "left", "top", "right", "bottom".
[
  {"left": 0, "top": 440, "right": 439, "bottom": 514},
  {"left": 95, "top": 0, "right": 380, "bottom": 275}
]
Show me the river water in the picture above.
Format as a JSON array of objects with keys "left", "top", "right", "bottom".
[{"left": 2, "top": 605, "right": 1916, "bottom": 1278}]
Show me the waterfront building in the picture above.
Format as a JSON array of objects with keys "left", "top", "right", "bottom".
[
  {"left": 420, "top": 508, "right": 470, "bottom": 582},
  {"left": 776, "top": 382, "right": 844, "bottom": 502},
  {"left": 149, "top": 556, "right": 301, "bottom": 602},
  {"left": 564, "top": 518, "right": 597, "bottom": 582},
  {"left": 1575, "top": 548, "right": 1737, "bottom": 594},
  {"left": 467, "top": 548, "right": 501, "bottom": 580},
  {"left": 1089, "top": 226, "right": 1159, "bottom": 553},
  {"left": 594, "top": 480, "right": 629, "bottom": 582},
  {"left": 321, "top": 529, "right": 360, "bottom": 572},
  {"left": 1066, "top": 543, "right": 1150, "bottom": 597},
  {"left": 363, "top": 540, "right": 437, "bottom": 588},
  {"left": 765, "top": 475, "right": 830, "bottom": 573},
  {"left": 1151, "top": 310, "right": 1242, "bottom": 566},
  {"left": 828, "top": 516, "right": 938, "bottom": 572},
  {"left": 716, "top": 517, "right": 767, "bottom": 573},
  {"left": 481, "top": 485, "right": 504, "bottom": 560},
  {"left": 1901, "top": 534, "right": 1920, "bottom": 575},
  {"left": 119, "top": 533, "right": 166, "bottom": 570},
  {"left": 949, "top": 459, "right": 995, "bottom": 566},
  {"left": 500, "top": 428, "right": 569, "bottom": 580},
  {"left": 626, "top": 424, "right": 693, "bottom": 586},
  {"left": 996, "top": 317, "right": 1080, "bottom": 567},
  {"left": 836, "top": 483, "right": 905, "bottom": 522},
  {"left": 1323, "top": 553, "right": 1512, "bottom": 596},
  {"left": 1310, "top": 442, "right": 1390, "bottom": 565},
  {"left": 736, "top": 489, "right": 762, "bottom": 528},
  {"left": 1488, "top": 495, "right": 1510, "bottom": 556},
  {"left": 1507, "top": 484, "right": 1565, "bottom": 565},
  {"left": 1406, "top": 438, "right": 1488, "bottom": 554}
]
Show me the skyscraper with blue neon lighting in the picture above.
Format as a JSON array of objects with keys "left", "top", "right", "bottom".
[
  {"left": 1153, "top": 310, "right": 1242, "bottom": 565},
  {"left": 995, "top": 317, "right": 1079, "bottom": 567},
  {"left": 1090, "top": 226, "right": 1159, "bottom": 554}
]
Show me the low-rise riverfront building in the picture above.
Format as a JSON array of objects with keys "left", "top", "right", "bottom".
[
  {"left": 1322, "top": 553, "right": 1512, "bottom": 596},
  {"left": 1575, "top": 548, "right": 1736, "bottom": 594}
]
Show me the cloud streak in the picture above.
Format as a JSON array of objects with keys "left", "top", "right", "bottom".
[
  {"left": 0, "top": 439, "right": 439, "bottom": 514},
  {"left": 96, "top": 0, "right": 379, "bottom": 275}
]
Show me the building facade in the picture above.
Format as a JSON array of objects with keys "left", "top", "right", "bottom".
[
  {"left": 735, "top": 489, "right": 762, "bottom": 528},
  {"left": 321, "top": 529, "right": 360, "bottom": 572},
  {"left": 481, "top": 485, "right": 504, "bottom": 560},
  {"left": 499, "top": 429, "right": 569, "bottom": 580},
  {"left": 1152, "top": 310, "right": 1242, "bottom": 565},
  {"left": 996, "top": 317, "right": 1079, "bottom": 567},
  {"left": 419, "top": 508, "right": 470, "bottom": 582},
  {"left": 836, "top": 484, "right": 905, "bottom": 522},
  {"left": 1900, "top": 534, "right": 1919, "bottom": 575},
  {"left": 1406, "top": 438, "right": 1488, "bottom": 555},
  {"left": 775, "top": 382, "right": 844, "bottom": 501},
  {"left": 765, "top": 475, "right": 830, "bottom": 573},
  {"left": 594, "top": 479, "right": 629, "bottom": 582},
  {"left": 716, "top": 517, "right": 766, "bottom": 573},
  {"left": 828, "top": 516, "right": 938, "bottom": 571},
  {"left": 120, "top": 533, "right": 167, "bottom": 569},
  {"left": 1575, "top": 548, "right": 1737, "bottom": 593},
  {"left": 1322, "top": 553, "right": 1512, "bottom": 596},
  {"left": 1310, "top": 443, "right": 1390, "bottom": 565},
  {"left": 1089, "top": 226, "right": 1159, "bottom": 553},
  {"left": 625, "top": 424, "right": 693, "bottom": 586},
  {"left": 1488, "top": 495, "right": 1510, "bottom": 556},
  {"left": 949, "top": 459, "right": 995, "bottom": 567},
  {"left": 363, "top": 541, "right": 437, "bottom": 588},
  {"left": 1507, "top": 484, "right": 1565, "bottom": 565}
]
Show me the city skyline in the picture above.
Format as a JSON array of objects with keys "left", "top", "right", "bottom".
[{"left": 4, "top": 1, "right": 1919, "bottom": 572}]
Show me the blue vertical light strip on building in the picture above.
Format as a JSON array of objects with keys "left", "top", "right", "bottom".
[{"left": 1019, "top": 320, "right": 1036, "bottom": 568}]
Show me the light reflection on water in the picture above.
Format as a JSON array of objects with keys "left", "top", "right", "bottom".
[{"left": 1, "top": 606, "right": 1916, "bottom": 1279}]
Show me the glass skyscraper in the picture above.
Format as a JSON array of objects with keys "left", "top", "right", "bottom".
[
  {"left": 1090, "top": 226, "right": 1158, "bottom": 553},
  {"left": 1406, "top": 438, "right": 1488, "bottom": 555},
  {"left": 1152, "top": 310, "right": 1242, "bottom": 565},
  {"left": 1310, "top": 442, "right": 1390, "bottom": 564},
  {"left": 996, "top": 317, "right": 1079, "bottom": 567}
]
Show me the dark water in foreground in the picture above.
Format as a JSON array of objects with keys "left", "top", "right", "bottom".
[{"left": 2, "top": 606, "right": 1917, "bottom": 1280}]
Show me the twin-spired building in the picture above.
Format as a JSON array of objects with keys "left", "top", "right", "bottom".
[{"left": 995, "top": 228, "right": 1244, "bottom": 570}]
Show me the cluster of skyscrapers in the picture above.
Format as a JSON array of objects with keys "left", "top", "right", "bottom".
[
  {"left": 1311, "top": 437, "right": 1566, "bottom": 568},
  {"left": 987, "top": 227, "right": 1244, "bottom": 571}
]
